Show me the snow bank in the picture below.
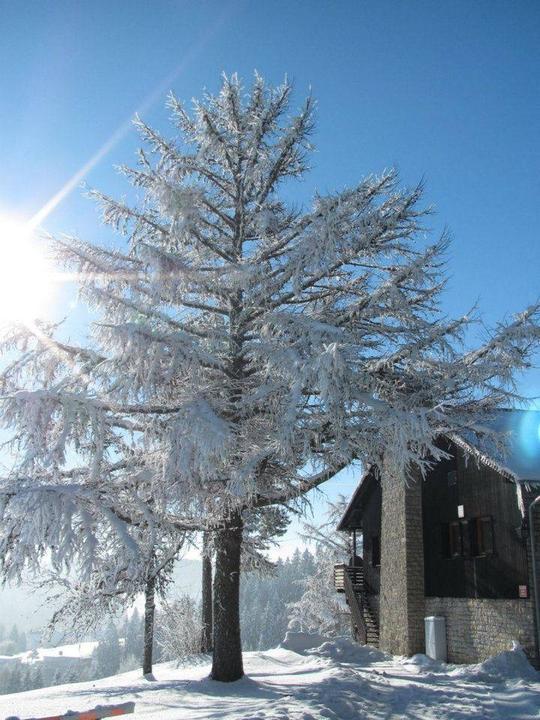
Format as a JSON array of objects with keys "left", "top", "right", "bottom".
[
  {"left": 279, "top": 631, "right": 328, "bottom": 652},
  {"left": 448, "top": 643, "right": 539, "bottom": 683},
  {"left": 395, "top": 643, "right": 539, "bottom": 685},
  {"left": 399, "top": 652, "right": 445, "bottom": 671},
  {"left": 313, "top": 637, "right": 388, "bottom": 664},
  {"left": 280, "top": 632, "right": 388, "bottom": 665}
]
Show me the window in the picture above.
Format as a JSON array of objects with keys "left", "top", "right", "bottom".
[
  {"left": 441, "top": 520, "right": 468, "bottom": 558},
  {"left": 441, "top": 516, "right": 494, "bottom": 559},
  {"left": 471, "top": 516, "right": 494, "bottom": 557},
  {"left": 371, "top": 535, "right": 381, "bottom": 567},
  {"left": 447, "top": 470, "right": 457, "bottom": 487}
]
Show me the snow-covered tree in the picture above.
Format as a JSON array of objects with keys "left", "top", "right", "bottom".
[
  {"left": 288, "top": 499, "right": 350, "bottom": 636},
  {"left": 157, "top": 594, "right": 201, "bottom": 662},
  {"left": 92, "top": 622, "right": 121, "bottom": 678},
  {"left": 40, "top": 525, "right": 186, "bottom": 677},
  {"left": 200, "top": 532, "right": 212, "bottom": 654},
  {"left": 1, "top": 73, "right": 539, "bottom": 681},
  {"left": 123, "top": 608, "right": 144, "bottom": 662},
  {"left": 239, "top": 549, "right": 316, "bottom": 650}
]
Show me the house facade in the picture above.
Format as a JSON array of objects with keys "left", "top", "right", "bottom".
[{"left": 335, "top": 410, "right": 540, "bottom": 666}]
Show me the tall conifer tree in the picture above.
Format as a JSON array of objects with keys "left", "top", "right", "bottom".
[{"left": 1, "top": 74, "right": 539, "bottom": 680}]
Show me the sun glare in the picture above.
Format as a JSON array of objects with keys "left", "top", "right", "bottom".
[{"left": 0, "top": 217, "right": 54, "bottom": 326}]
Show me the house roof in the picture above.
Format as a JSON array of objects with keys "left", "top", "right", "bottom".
[
  {"left": 337, "top": 409, "right": 540, "bottom": 532},
  {"left": 337, "top": 467, "right": 377, "bottom": 531}
]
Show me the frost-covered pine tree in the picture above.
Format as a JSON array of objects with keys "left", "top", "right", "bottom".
[
  {"left": 93, "top": 622, "right": 121, "bottom": 679},
  {"left": 1, "top": 74, "right": 539, "bottom": 681}
]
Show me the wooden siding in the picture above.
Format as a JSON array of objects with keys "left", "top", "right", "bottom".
[
  {"left": 422, "top": 440, "right": 529, "bottom": 599},
  {"left": 361, "top": 476, "right": 382, "bottom": 595}
]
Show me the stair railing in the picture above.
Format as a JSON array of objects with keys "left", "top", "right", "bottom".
[
  {"left": 342, "top": 568, "right": 368, "bottom": 645},
  {"left": 333, "top": 563, "right": 347, "bottom": 592},
  {"left": 361, "top": 577, "right": 380, "bottom": 627}
]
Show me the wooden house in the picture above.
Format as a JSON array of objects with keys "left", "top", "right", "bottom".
[{"left": 335, "top": 410, "right": 540, "bottom": 665}]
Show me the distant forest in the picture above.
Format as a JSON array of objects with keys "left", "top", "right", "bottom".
[
  {"left": 240, "top": 549, "right": 317, "bottom": 650},
  {"left": 0, "top": 549, "right": 319, "bottom": 694}
]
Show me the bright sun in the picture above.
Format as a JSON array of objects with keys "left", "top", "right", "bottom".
[{"left": 0, "top": 217, "right": 54, "bottom": 326}]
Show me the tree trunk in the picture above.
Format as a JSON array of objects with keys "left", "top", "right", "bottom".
[
  {"left": 201, "top": 532, "right": 213, "bottom": 653},
  {"left": 143, "top": 575, "right": 156, "bottom": 678},
  {"left": 210, "top": 511, "right": 243, "bottom": 681}
]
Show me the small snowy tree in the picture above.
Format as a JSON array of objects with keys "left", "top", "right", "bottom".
[
  {"left": 0, "top": 74, "right": 539, "bottom": 682},
  {"left": 40, "top": 525, "right": 186, "bottom": 678},
  {"left": 157, "top": 594, "right": 201, "bottom": 662},
  {"left": 288, "top": 499, "right": 350, "bottom": 636}
]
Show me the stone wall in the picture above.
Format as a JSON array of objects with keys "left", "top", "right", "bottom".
[
  {"left": 425, "top": 597, "right": 537, "bottom": 665},
  {"left": 379, "top": 472, "right": 425, "bottom": 655},
  {"left": 376, "top": 470, "right": 540, "bottom": 663}
]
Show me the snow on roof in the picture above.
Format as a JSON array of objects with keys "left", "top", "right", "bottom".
[
  {"left": 453, "top": 409, "right": 540, "bottom": 484},
  {"left": 31, "top": 641, "right": 98, "bottom": 660},
  {"left": 10, "top": 641, "right": 99, "bottom": 666}
]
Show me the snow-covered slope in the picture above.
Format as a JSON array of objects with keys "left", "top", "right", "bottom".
[
  {"left": 1, "top": 636, "right": 538, "bottom": 720},
  {"left": 22, "top": 641, "right": 98, "bottom": 662},
  {"left": 0, "top": 640, "right": 98, "bottom": 675}
]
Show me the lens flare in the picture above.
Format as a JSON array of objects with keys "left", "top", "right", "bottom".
[
  {"left": 517, "top": 409, "right": 540, "bottom": 463},
  {"left": 0, "top": 217, "right": 55, "bottom": 325}
]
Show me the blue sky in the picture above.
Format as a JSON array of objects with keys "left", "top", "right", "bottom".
[{"left": 1, "top": 0, "right": 539, "bottom": 554}]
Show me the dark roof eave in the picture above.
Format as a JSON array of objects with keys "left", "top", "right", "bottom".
[{"left": 336, "top": 466, "right": 375, "bottom": 531}]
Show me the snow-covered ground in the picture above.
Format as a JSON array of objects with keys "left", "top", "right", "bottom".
[{"left": 1, "top": 635, "right": 538, "bottom": 720}]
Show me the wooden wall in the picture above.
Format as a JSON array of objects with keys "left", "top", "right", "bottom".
[
  {"left": 422, "top": 440, "right": 529, "bottom": 599},
  {"left": 361, "top": 476, "right": 382, "bottom": 595}
]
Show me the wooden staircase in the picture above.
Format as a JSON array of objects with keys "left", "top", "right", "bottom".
[{"left": 334, "top": 563, "right": 379, "bottom": 647}]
